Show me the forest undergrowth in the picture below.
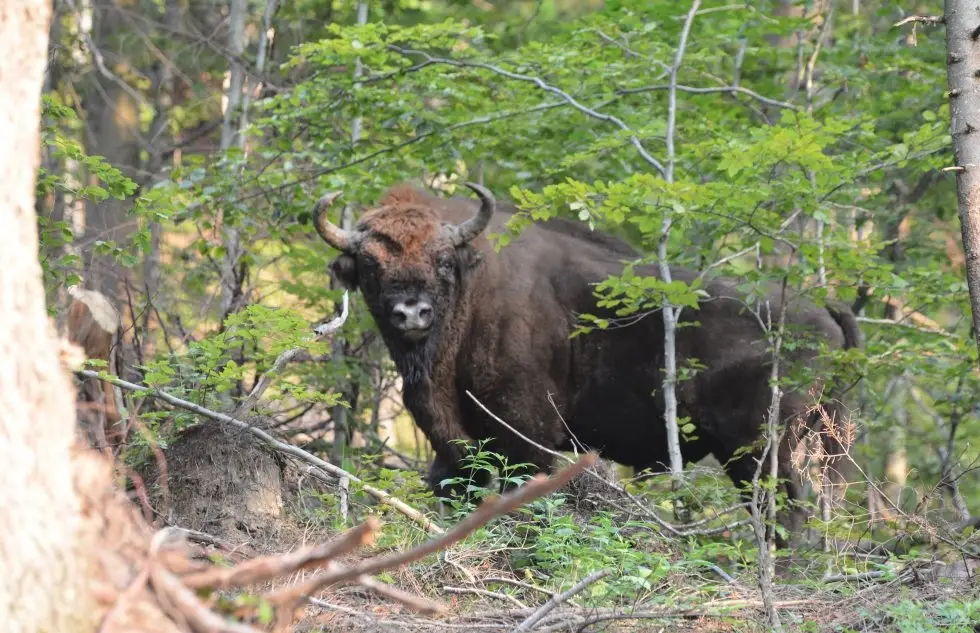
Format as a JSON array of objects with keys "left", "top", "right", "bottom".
[
  {"left": 32, "top": 0, "right": 980, "bottom": 630},
  {"left": 149, "top": 430, "right": 979, "bottom": 633}
]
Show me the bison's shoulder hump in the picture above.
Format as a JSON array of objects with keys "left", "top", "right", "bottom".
[{"left": 535, "top": 217, "right": 638, "bottom": 258}]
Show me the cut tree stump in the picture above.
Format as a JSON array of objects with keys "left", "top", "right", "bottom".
[{"left": 66, "top": 285, "right": 123, "bottom": 456}]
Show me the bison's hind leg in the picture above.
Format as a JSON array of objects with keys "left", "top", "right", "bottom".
[{"left": 718, "top": 450, "right": 807, "bottom": 550}]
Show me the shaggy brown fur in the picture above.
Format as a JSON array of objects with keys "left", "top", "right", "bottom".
[{"left": 325, "top": 183, "right": 862, "bottom": 543}]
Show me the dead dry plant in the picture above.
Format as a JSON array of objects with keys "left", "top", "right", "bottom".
[{"left": 90, "top": 449, "right": 598, "bottom": 633}]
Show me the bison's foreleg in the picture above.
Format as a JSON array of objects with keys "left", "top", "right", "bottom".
[{"left": 426, "top": 447, "right": 493, "bottom": 501}]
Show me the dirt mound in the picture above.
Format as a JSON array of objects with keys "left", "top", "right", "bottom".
[{"left": 159, "top": 420, "right": 292, "bottom": 545}]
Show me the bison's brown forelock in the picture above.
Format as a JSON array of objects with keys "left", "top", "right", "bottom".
[{"left": 312, "top": 182, "right": 495, "bottom": 254}]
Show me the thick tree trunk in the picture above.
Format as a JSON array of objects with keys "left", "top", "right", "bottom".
[
  {"left": 0, "top": 4, "right": 180, "bottom": 632},
  {"left": 945, "top": 0, "right": 980, "bottom": 359},
  {"left": 0, "top": 1, "right": 99, "bottom": 630}
]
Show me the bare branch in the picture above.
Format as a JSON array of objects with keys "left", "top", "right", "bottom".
[
  {"left": 442, "top": 585, "right": 528, "bottom": 609},
  {"left": 616, "top": 84, "right": 797, "bottom": 110},
  {"left": 531, "top": 598, "right": 818, "bottom": 633},
  {"left": 62, "top": 0, "right": 150, "bottom": 108},
  {"left": 181, "top": 518, "right": 381, "bottom": 591},
  {"left": 76, "top": 368, "right": 445, "bottom": 536},
  {"left": 481, "top": 576, "right": 577, "bottom": 605},
  {"left": 593, "top": 29, "right": 642, "bottom": 59},
  {"left": 823, "top": 571, "right": 891, "bottom": 583},
  {"left": 893, "top": 15, "right": 945, "bottom": 28},
  {"left": 240, "top": 99, "right": 596, "bottom": 202},
  {"left": 387, "top": 45, "right": 667, "bottom": 177},
  {"left": 514, "top": 569, "right": 612, "bottom": 632},
  {"left": 697, "top": 243, "right": 760, "bottom": 282},
  {"left": 357, "top": 575, "right": 446, "bottom": 614},
  {"left": 666, "top": 0, "right": 699, "bottom": 182},
  {"left": 856, "top": 316, "right": 954, "bottom": 338},
  {"left": 149, "top": 560, "right": 263, "bottom": 633}
]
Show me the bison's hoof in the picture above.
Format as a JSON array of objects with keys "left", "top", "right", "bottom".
[{"left": 426, "top": 463, "right": 492, "bottom": 503}]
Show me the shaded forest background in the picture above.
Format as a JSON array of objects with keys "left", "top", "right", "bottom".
[{"left": 29, "top": 0, "right": 980, "bottom": 630}]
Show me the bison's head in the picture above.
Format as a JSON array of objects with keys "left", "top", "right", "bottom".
[{"left": 312, "top": 183, "right": 495, "bottom": 376}]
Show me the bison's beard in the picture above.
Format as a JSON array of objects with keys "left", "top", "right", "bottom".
[{"left": 383, "top": 328, "right": 441, "bottom": 386}]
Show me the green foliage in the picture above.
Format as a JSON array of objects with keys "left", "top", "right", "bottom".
[
  {"left": 849, "top": 597, "right": 980, "bottom": 633},
  {"left": 36, "top": 94, "right": 140, "bottom": 303},
  {"left": 439, "top": 440, "right": 536, "bottom": 515},
  {"left": 36, "top": 2, "right": 980, "bottom": 623}
]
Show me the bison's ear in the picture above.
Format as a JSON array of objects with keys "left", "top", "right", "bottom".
[
  {"left": 455, "top": 244, "right": 484, "bottom": 273},
  {"left": 330, "top": 254, "right": 358, "bottom": 290}
]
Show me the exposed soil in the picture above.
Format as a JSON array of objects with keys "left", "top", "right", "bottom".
[{"left": 157, "top": 420, "right": 292, "bottom": 545}]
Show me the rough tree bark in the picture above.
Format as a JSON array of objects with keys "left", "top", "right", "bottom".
[
  {"left": 945, "top": 0, "right": 980, "bottom": 359},
  {"left": 0, "top": 0, "right": 84, "bottom": 625},
  {"left": 0, "top": 1, "right": 105, "bottom": 630},
  {"left": 0, "top": 4, "right": 186, "bottom": 631}
]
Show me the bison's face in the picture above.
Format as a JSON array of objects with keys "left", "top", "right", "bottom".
[
  {"left": 330, "top": 240, "right": 467, "bottom": 343},
  {"left": 312, "top": 183, "right": 495, "bottom": 346}
]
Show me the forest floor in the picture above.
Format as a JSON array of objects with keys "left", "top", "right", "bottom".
[{"left": 150, "top": 422, "right": 978, "bottom": 633}]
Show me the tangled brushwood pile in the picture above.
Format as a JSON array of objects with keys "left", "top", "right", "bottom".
[{"left": 90, "top": 448, "right": 599, "bottom": 632}]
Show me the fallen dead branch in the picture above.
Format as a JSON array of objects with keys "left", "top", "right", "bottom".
[
  {"left": 309, "top": 596, "right": 825, "bottom": 632},
  {"left": 180, "top": 518, "right": 381, "bottom": 591},
  {"left": 263, "top": 453, "right": 598, "bottom": 615},
  {"left": 514, "top": 569, "right": 612, "bottom": 632},
  {"left": 481, "top": 576, "right": 569, "bottom": 602},
  {"left": 442, "top": 585, "right": 528, "bottom": 609},
  {"left": 893, "top": 15, "right": 944, "bottom": 28},
  {"left": 78, "top": 368, "right": 445, "bottom": 536},
  {"left": 100, "top": 454, "right": 597, "bottom": 633},
  {"left": 856, "top": 316, "right": 953, "bottom": 338}
]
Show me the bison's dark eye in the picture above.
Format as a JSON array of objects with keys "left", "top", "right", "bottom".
[
  {"left": 359, "top": 254, "right": 380, "bottom": 272},
  {"left": 436, "top": 253, "right": 455, "bottom": 277}
]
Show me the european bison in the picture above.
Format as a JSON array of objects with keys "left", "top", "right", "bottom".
[{"left": 312, "top": 182, "right": 860, "bottom": 538}]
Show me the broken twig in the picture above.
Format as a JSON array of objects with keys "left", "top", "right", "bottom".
[
  {"left": 514, "top": 569, "right": 612, "bottom": 632},
  {"left": 77, "top": 368, "right": 444, "bottom": 536}
]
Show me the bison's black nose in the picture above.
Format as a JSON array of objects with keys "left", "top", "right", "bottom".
[{"left": 391, "top": 298, "right": 433, "bottom": 332}]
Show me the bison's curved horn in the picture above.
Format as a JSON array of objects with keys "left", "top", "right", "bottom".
[
  {"left": 444, "top": 182, "right": 496, "bottom": 247},
  {"left": 312, "top": 191, "right": 363, "bottom": 254}
]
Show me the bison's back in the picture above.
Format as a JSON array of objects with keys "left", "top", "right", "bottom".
[{"left": 445, "top": 198, "right": 850, "bottom": 472}]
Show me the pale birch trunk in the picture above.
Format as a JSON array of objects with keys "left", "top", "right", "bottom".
[
  {"left": 0, "top": 1, "right": 96, "bottom": 630},
  {"left": 219, "top": 0, "right": 248, "bottom": 319}
]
